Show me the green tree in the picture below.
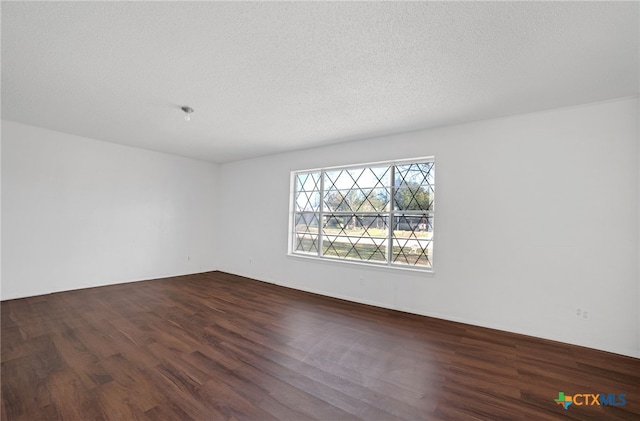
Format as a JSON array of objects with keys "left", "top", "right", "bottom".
[
  {"left": 325, "top": 190, "right": 374, "bottom": 229},
  {"left": 357, "top": 189, "right": 387, "bottom": 212},
  {"left": 325, "top": 190, "right": 362, "bottom": 212},
  {"left": 394, "top": 182, "right": 432, "bottom": 210}
]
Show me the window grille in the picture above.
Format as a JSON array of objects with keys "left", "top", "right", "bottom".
[{"left": 291, "top": 158, "right": 434, "bottom": 270}]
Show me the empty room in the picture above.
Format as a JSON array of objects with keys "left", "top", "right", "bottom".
[{"left": 1, "top": 1, "right": 639, "bottom": 420}]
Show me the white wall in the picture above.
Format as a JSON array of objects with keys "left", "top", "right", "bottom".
[
  {"left": 2, "top": 98, "right": 638, "bottom": 357},
  {"left": 218, "top": 97, "right": 640, "bottom": 358},
  {"left": 1, "top": 120, "right": 219, "bottom": 299}
]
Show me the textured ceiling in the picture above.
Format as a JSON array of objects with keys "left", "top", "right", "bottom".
[{"left": 2, "top": 1, "right": 639, "bottom": 163}]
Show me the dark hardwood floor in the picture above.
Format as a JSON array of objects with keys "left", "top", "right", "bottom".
[{"left": 2, "top": 271, "right": 639, "bottom": 420}]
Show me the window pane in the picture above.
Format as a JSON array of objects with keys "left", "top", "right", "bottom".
[
  {"left": 294, "top": 213, "right": 319, "bottom": 234},
  {"left": 296, "top": 172, "right": 321, "bottom": 192},
  {"left": 391, "top": 239, "right": 432, "bottom": 267},
  {"left": 294, "top": 233, "right": 319, "bottom": 254},
  {"left": 391, "top": 214, "right": 432, "bottom": 268},
  {"left": 323, "top": 236, "right": 387, "bottom": 263},
  {"left": 394, "top": 162, "right": 434, "bottom": 211},
  {"left": 395, "top": 162, "right": 434, "bottom": 186},
  {"left": 324, "top": 188, "right": 389, "bottom": 213},
  {"left": 392, "top": 214, "right": 433, "bottom": 238},
  {"left": 393, "top": 184, "right": 433, "bottom": 211},
  {"left": 295, "top": 190, "right": 320, "bottom": 212},
  {"left": 323, "top": 189, "right": 365, "bottom": 212},
  {"left": 356, "top": 188, "right": 389, "bottom": 212},
  {"left": 324, "top": 166, "right": 390, "bottom": 191},
  {"left": 323, "top": 214, "right": 388, "bottom": 239},
  {"left": 324, "top": 169, "right": 351, "bottom": 191}
]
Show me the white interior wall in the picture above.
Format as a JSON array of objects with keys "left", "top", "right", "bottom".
[
  {"left": 1, "top": 97, "right": 638, "bottom": 357},
  {"left": 218, "top": 97, "right": 640, "bottom": 358},
  {"left": 1, "top": 120, "right": 219, "bottom": 300}
]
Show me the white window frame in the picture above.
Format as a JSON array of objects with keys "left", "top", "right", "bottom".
[{"left": 288, "top": 157, "right": 434, "bottom": 272}]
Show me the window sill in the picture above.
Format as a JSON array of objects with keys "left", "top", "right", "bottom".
[{"left": 287, "top": 253, "right": 435, "bottom": 276}]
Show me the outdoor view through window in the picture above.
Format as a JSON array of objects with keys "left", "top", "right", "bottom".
[{"left": 291, "top": 158, "right": 434, "bottom": 270}]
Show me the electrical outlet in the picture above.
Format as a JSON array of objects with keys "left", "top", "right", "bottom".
[{"left": 576, "top": 308, "right": 590, "bottom": 320}]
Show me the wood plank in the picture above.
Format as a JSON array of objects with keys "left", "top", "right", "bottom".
[{"left": 2, "top": 271, "right": 639, "bottom": 420}]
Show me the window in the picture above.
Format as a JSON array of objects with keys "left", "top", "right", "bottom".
[{"left": 290, "top": 158, "right": 434, "bottom": 270}]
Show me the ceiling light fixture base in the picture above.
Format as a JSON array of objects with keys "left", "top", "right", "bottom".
[{"left": 181, "top": 106, "right": 194, "bottom": 121}]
